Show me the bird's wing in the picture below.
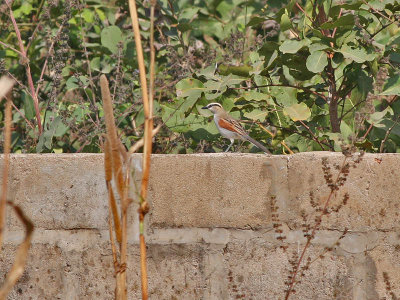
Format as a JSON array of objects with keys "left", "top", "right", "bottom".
[{"left": 218, "top": 117, "right": 248, "bottom": 136}]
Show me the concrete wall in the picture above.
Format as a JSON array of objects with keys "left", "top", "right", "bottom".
[{"left": 0, "top": 153, "right": 399, "bottom": 299}]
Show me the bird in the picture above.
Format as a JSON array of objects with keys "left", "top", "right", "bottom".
[{"left": 202, "top": 102, "right": 271, "bottom": 154}]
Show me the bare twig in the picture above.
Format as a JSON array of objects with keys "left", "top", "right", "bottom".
[
  {"left": 379, "top": 119, "right": 399, "bottom": 153},
  {"left": 0, "top": 77, "right": 33, "bottom": 299},
  {"left": 0, "top": 78, "right": 14, "bottom": 247},
  {"left": 129, "top": 124, "right": 162, "bottom": 154},
  {"left": 35, "top": 24, "right": 65, "bottom": 96},
  {"left": 5, "top": 0, "right": 42, "bottom": 134},
  {"left": 10, "top": 100, "right": 35, "bottom": 130},
  {"left": 298, "top": 120, "right": 326, "bottom": 151},
  {"left": 281, "top": 140, "right": 294, "bottom": 154},
  {"left": 101, "top": 75, "right": 128, "bottom": 299},
  {"left": 295, "top": 2, "right": 313, "bottom": 24},
  {"left": 361, "top": 123, "right": 374, "bottom": 140},
  {"left": 0, "top": 202, "right": 34, "bottom": 299},
  {"left": 232, "top": 84, "right": 328, "bottom": 102},
  {"left": 362, "top": 0, "right": 392, "bottom": 22},
  {"left": 0, "top": 40, "right": 22, "bottom": 56}
]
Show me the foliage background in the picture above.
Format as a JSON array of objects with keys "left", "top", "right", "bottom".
[{"left": 1, "top": 0, "right": 400, "bottom": 154}]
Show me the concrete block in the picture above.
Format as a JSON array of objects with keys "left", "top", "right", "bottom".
[
  {"left": 286, "top": 152, "right": 400, "bottom": 231},
  {"left": 223, "top": 241, "right": 354, "bottom": 300},
  {"left": 147, "top": 153, "right": 287, "bottom": 228},
  {"left": 368, "top": 234, "right": 400, "bottom": 299},
  {"left": 4, "top": 154, "right": 108, "bottom": 230},
  {"left": 0, "top": 153, "right": 399, "bottom": 299}
]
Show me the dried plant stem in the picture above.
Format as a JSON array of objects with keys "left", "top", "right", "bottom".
[
  {"left": 281, "top": 140, "right": 294, "bottom": 154},
  {"left": 129, "top": 124, "right": 162, "bottom": 154},
  {"left": 35, "top": 24, "right": 64, "bottom": 96},
  {"left": 0, "top": 202, "right": 34, "bottom": 299},
  {"left": 105, "top": 139, "right": 122, "bottom": 244},
  {"left": 0, "top": 90, "right": 13, "bottom": 248},
  {"left": 298, "top": 120, "right": 326, "bottom": 151},
  {"left": 0, "top": 79, "right": 34, "bottom": 299},
  {"left": 0, "top": 40, "right": 22, "bottom": 56},
  {"left": 101, "top": 75, "right": 128, "bottom": 300},
  {"left": 285, "top": 157, "right": 348, "bottom": 300},
  {"left": 5, "top": 0, "right": 42, "bottom": 134},
  {"left": 379, "top": 119, "right": 398, "bottom": 153},
  {"left": 128, "top": 0, "right": 157, "bottom": 298}
]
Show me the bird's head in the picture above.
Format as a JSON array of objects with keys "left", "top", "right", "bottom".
[{"left": 201, "top": 103, "right": 224, "bottom": 114}]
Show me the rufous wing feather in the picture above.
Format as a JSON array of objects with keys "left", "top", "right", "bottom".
[{"left": 218, "top": 118, "right": 247, "bottom": 135}]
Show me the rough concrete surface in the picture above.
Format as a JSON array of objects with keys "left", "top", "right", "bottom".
[{"left": 0, "top": 153, "right": 399, "bottom": 299}]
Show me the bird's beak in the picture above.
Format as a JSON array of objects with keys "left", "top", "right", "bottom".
[{"left": 201, "top": 106, "right": 208, "bottom": 109}]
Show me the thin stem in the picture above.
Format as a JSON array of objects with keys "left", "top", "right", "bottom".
[
  {"left": 233, "top": 84, "right": 328, "bottom": 102},
  {"left": 35, "top": 24, "right": 65, "bottom": 96},
  {"left": 5, "top": 0, "right": 42, "bottom": 134},
  {"left": 331, "top": 8, "right": 342, "bottom": 38},
  {"left": 379, "top": 118, "right": 399, "bottom": 153},
  {"left": 285, "top": 157, "right": 349, "bottom": 299},
  {"left": 0, "top": 89, "right": 13, "bottom": 248},
  {"left": 296, "top": 2, "right": 313, "bottom": 24},
  {"left": 128, "top": 0, "right": 156, "bottom": 298},
  {"left": 0, "top": 40, "right": 23, "bottom": 56},
  {"left": 298, "top": 120, "right": 326, "bottom": 151},
  {"left": 362, "top": 0, "right": 392, "bottom": 22}
]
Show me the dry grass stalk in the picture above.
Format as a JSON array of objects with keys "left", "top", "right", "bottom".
[
  {"left": 0, "top": 77, "right": 15, "bottom": 247},
  {"left": 128, "top": 124, "right": 162, "bottom": 154},
  {"left": 101, "top": 75, "right": 129, "bottom": 300},
  {"left": 0, "top": 77, "right": 34, "bottom": 299},
  {"left": 0, "top": 202, "right": 34, "bottom": 299},
  {"left": 127, "top": 0, "right": 158, "bottom": 298},
  {"left": 105, "top": 138, "right": 122, "bottom": 244},
  {"left": 101, "top": 75, "right": 125, "bottom": 203}
]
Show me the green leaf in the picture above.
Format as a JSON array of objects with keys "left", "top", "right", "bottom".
[
  {"left": 279, "top": 39, "right": 309, "bottom": 54},
  {"left": 308, "top": 41, "right": 330, "bottom": 53},
  {"left": 340, "top": 121, "right": 353, "bottom": 140},
  {"left": 204, "top": 74, "right": 245, "bottom": 100},
  {"left": 306, "top": 51, "right": 328, "bottom": 73},
  {"left": 95, "top": 8, "right": 106, "bottom": 21},
  {"left": 243, "top": 109, "right": 268, "bottom": 121},
  {"left": 283, "top": 103, "right": 311, "bottom": 121},
  {"left": 368, "top": 107, "right": 393, "bottom": 124},
  {"left": 14, "top": 3, "right": 33, "bottom": 18},
  {"left": 179, "top": 7, "right": 199, "bottom": 21},
  {"left": 218, "top": 64, "right": 251, "bottom": 77},
  {"left": 21, "top": 3, "right": 33, "bottom": 15},
  {"left": 380, "top": 75, "right": 400, "bottom": 95},
  {"left": 285, "top": 133, "right": 312, "bottom": 152},
  {"left": 320, "top": 14, "right": 354, "bottom": 29},
  {"left": 270, "top": 86, "right": 298, "bottom": 107},
  {"left": 101, "top": 26, "right": 123, "bottom": 54},
  {"left": 66, "top": 77, "right": 79, "bottom": 90},
  {"left": 242, "top": 91, "right": 269, "bottom": 101},
  {"left": 280, "top": 12, "right": 292, "bottom": 31},
  {"left": 176, "top": 78, "right": 205, "bottom": 102},
  {"left": 339, "top": 45, "right": 376, "bottom": 63},
  {"left": 247, "top": 16, "right": 267, "bottom": 27},
  {"left": 389, "top": 52, "right": 400, "bottom": 64},
  {"left": 162, "top": 104, "right": 215, "bottom": 134},
  {"left": 22, "top": 91, "right": 35, "bottom": 120},
  {"left": 36, "top": 117, "right": 67, "bottom": 152},
  {"left": 81, "top": 8, "right": 94, "bottom": 23}
]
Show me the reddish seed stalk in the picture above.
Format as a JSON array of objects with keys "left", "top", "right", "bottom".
[
  {"left": 5, "top": 0, "right": 42, "bottom": 134},
  {"left": 285, "top": 157, "right": 348, "bottom": 300}
]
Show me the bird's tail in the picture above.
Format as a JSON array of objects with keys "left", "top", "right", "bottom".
[{"left": 244, "top": 135, "right": 271, "bottom": 154}]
